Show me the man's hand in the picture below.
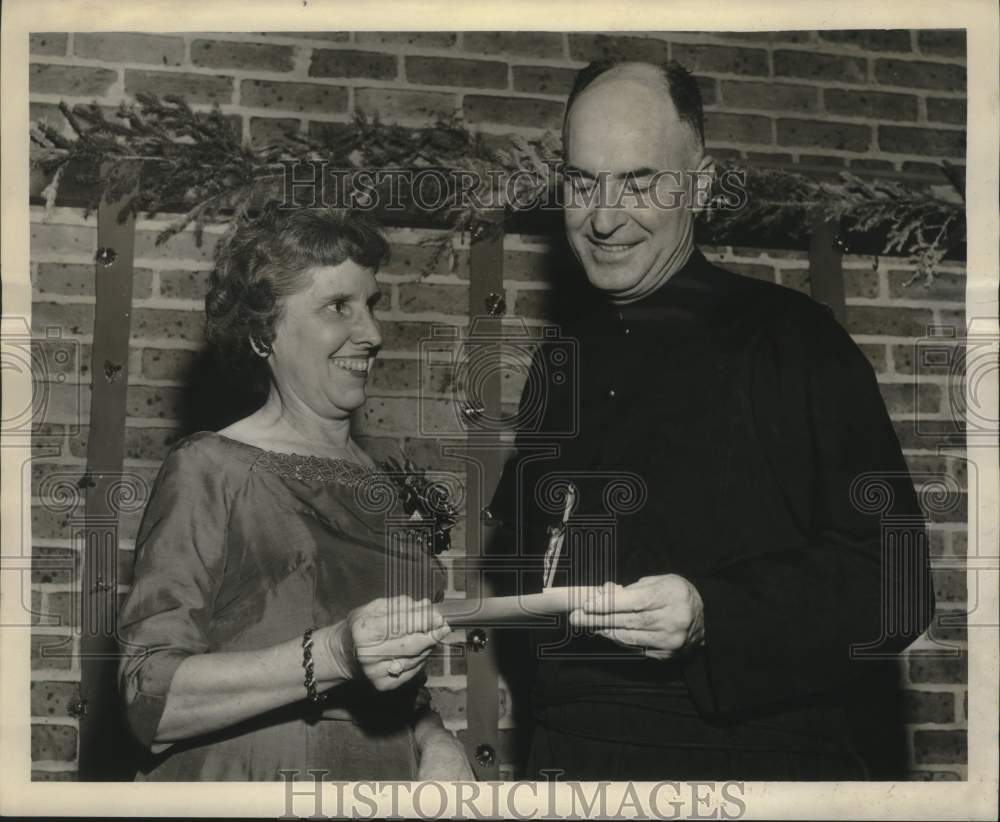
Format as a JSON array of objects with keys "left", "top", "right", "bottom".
[{"left": 569, "top": 575, "right": 705, "bottom": 660}]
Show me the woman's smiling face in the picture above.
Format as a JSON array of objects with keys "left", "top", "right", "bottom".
[{"left": 268, "top": 259, "right": 383, "bottom": 420}]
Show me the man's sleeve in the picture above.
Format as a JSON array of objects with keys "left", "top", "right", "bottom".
[{"left": 683, "top": 296, "right": 936, "bottom": 718}]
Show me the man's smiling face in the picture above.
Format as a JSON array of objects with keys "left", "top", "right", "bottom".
[{"left": 563, "top": 66, "right": 709, "bottom": 303}]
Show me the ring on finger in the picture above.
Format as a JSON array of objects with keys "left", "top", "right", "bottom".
[{"left": 387, "top": 659, "right": 404, "bottom": 678}]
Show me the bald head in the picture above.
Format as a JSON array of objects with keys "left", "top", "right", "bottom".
[{"left": 563, "top": 60, "right": 705, "bottom": 164}]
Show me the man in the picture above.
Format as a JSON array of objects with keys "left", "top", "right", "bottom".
[{"left": 487, "top": 60, "right": 935, "bottom": 780}]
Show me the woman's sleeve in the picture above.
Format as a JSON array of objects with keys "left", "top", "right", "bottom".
[
  {"left": 683, "top": 295, "right": 935, "bottom": 718},
  {"left": 117, "top": 438, "right": 231, "bottom": 749}
]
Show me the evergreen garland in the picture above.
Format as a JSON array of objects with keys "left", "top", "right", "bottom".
[{"left": 30, "top": 94, "right": 965, "bottom": 283}]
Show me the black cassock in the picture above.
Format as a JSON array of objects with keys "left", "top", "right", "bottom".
[{"left": 488, "top": 248, "right": 935, "bottom": 780}]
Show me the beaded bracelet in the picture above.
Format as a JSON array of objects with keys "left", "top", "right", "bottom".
[{"left": 301, "top": 627, "right": 327, "bottom": 704}]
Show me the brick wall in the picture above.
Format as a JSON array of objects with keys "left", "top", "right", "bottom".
[{"left": 28, "top": 30, "right": 968, "bottom": 781}]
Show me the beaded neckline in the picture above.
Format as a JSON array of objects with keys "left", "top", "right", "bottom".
[{"left": 206, "top": 431, "right": 377, "bottom": 487}]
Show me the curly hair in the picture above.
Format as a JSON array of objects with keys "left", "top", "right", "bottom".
[{"left": 205, "top": 204, "right": 390, "bottom": 391}]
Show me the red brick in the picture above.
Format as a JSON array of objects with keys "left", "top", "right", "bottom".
[
  {"left": 375, "top": 320, "right": 440, "bottom": 352},
  {"left": 31, "top": 682, "right": 80, "bottom": 718},
  {"left": 30, "top": 338, "right": 80, "bottom": 380},
  {"left": 123, "top": 426, "right": 184, "bottom": 461},
  {"left": 463, "top": 95, "right": 564, "bottom": 130},
  {"left": 464, "top": 31, "right": 563, "bottom": 58},
  {"left": 917, "top": 31, "right": 967, "bottom": 58},
  {"left": 892, "top": 419, "right": 965, "bottom": 452},
  {"left": 823, "top": 89, "right": 918, "bottom": 121},
  {"left": 382, "top": 244, "right": 461, "bottom": 278},
  {"left": 32, "top": 770, "right": 78, "bottom": 781},
  {"left": 125, "top": 70, "right": 233, "bottom": 105},
  {"left": 126, "top": 386, "right": 185, "bottom": 420},
  {"left": 266, "top": 32, "right": 349, "bottom": 42},
  {"left": 926, "top": 609, "right": 967, "bottom": 643},
  {"left": 31, "top": 424, "right": 66, "bottom": 458},
  {"left": 776, "top": 119, "right": 871, "bottom": 152},
  {"left": 902, "top": 690, "right": 955, "bottom": 724},
  {"left": 30, "top": 34, "right": 67, "bottom": 56},
  {"left": 849, "top": 158, "right": 897, "bottom": 172},
  {"left": 912, "top": 730, "right": 966, "bottom": 765},
  {"left": 920, "top": 490, "right": 966, "bottom": 524},
  {"left": 720, "top": 80, "right": 818, "bottom": 113},
  {"left": 42, "top": 592, "right": 78, "bottom": 629},
  {"left": 140, "top": 348, "right": 199, "bottom": 381},
  {"left": 694, "top": 76, "right": 718, "bottom": 106},
  {"left": 672, "top": 44, "right": 769, "bottom": 77},
  {"left": 704, "top": 112, "right": 772, "bottom": 144},
  {"left": 401, "top": 436, "right": 467, "bottom": 475},
  {"left": 514, "top": 289, "right": 557, "bottom": 320},
  {"left": 30, "top": 64, "right": 117, "bottom": 96},
  {"left": 369, "top": 358, "right": 420, "bottom": 392},
  {"left": 727, "top": 262, "right": 775, "bottom": 282},
  {"left": 157, "top": 268, "right": 210, "bottom": 300},
  {"left": 932, "top": 568, "right": 966, "bottom": 603},
  {"left": 355, "top": 87, "right": 456, "bottom": 120},
  {"left": 31, "top": 634, "right": 73, "bottom": 671},
  {"left": 901, "top": 160, "right": 955, "bottom": 177},
  {"left": 847, "top": 305, "right": 934, "bottom": 338},
  {"left": 873, "top": 382, "right": 940, "bottom": 415},
  {"left": 30, "top": 459, "right": 83, "bottom": 498},
  {"left": 926, "top": 98, "right": 966, "bottom": 126},
  {"left": 32, "top": 546, "right": 78, "bottom": 586},
  {"left": 398, "top": 283, "right": 468, "bottom": 315},
  {"left": 890, "top": 341, "right": 958, "bottom": 376},
  {"left": 908, "top": 770, "right": 962, "bottom": 780},
  {"left": 31, "top": 724, "right": 78, "bottom": 762},
  {"left": 843, "top": 268, "right": 880, "bottom": 298},
  {"left": 501, "top": 250, "right": 562, "bottom": 284},
  {"left": 904, "top": 454, "right": 968, "bottom": 490},
  {"left": 241, "top": 79, "right": 347, "bottom": 113},
  {"left": 357, "top": 31, "right": 457, "bottom": 48},
  {"left": 888, "top": 269, "right": 965, "bottom": 301},
  {"left": 310, "top": 49, "right": 398, "bottom": 80},
  {"left": 908, "top": 651, "right": 966, "bottom": 684},
  {"left": 134, "top": 229, "right": 219, "bottom": 263},
  {"left": 715, "top": 31, "right": 814, "bottom": 44},
  {"left": 745, "top": 151, "right": 794, "bottom": 164},
  {"left": 192, "top": 39, "right": 294, "bottom": 72},
  {"left": 74, "top": 33, "right": 184, "bottom": 66},
  {"left": 874, "top": 59, "right": 966, "bottom": 92},
  {"left": 568, "top": 33, "right": 670, "bottom": 65},
  {"left": 773, "top": 51, "right": 868, "bottom": 83},
  {"left": 31, "top": 303, "right": 95, "bottom": 337},
  {"left": 858, "top": 344, "right": 888, "bottom": 373},
  {"left": 512, "top": 66, "right": 577, "bottom": 96},
  {"left": 878, "top": 126, "right": 965, "bottom": 158},
  {"left": 817, "top": 30, "right": 912, "bottom": 52},
  {"left": 34, "top": 263, "right": 153, "bottom": 299},
  {"left": 131, "top": 308, "right": 205, "bottom": 343},
  {"left": 406, "top": 56, "right": 507, "bottom": 89},
  {"left": 249, "top": 116, "right": 301, "bottom": 144}
]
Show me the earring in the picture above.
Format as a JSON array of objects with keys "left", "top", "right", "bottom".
[{"left": 249, "top": 334, "right": 273, "bottom": 358}]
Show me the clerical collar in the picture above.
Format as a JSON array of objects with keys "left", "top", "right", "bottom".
[{"left": 609, "top": 247, "right": 722, "bottom": 319}]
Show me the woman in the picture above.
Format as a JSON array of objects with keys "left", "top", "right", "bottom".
[{"left": 118, "top": 205, "right": 473, "bottom": 781}]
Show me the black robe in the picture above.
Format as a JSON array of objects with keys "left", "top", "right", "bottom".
[{"left": 487, "top": 248, "right": 935, "bottom": 781}]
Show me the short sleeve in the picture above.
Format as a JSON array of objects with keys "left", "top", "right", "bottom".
[{"left": 117, "top": 437, "right": 232, "bottom": 749}]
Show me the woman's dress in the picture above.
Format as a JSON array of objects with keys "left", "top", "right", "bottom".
[{"left": 118, "top": 431, "right": 447, "bottom": 781}]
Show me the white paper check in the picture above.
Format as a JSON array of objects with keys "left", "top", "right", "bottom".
[{"left": 436, "top": 586, "right": 598, "bottom": 626}]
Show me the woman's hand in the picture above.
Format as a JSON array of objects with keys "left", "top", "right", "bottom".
[{"left": 321, "top": 596, "right": 450, "bottom": 691}]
